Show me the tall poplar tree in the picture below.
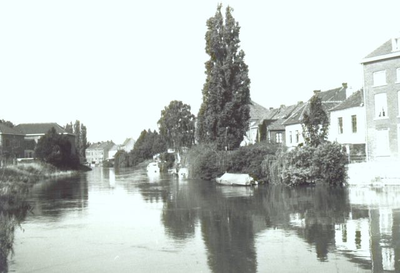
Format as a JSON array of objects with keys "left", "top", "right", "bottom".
[{"left": 197, "top": 5, "right": 251, "bottom": 150}]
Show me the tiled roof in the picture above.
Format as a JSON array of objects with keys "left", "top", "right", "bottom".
[
  {"left": 268, "top": 103, "right": 304, "bottom": 130},
  {"left": 15, "top": 123, "right": 68, "bottom": 135},
  {"left": 283, "top": 86, "right": 346, "bottom": 126},
  {"left": 331, "top": 90, "right": 364, "bottom": 112},
  {"left": 364, "top": 39, "right": 392, "bottom": 59},
  {"left": 249, "top": 100, "right": 270, "bottom": 121},
  {"left": 0, "top": 123, "right": 25, "bottom": 135}
]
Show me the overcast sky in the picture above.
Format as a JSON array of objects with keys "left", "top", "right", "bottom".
[{"left": 1, "top": 1, "right": 399, "bottom": 144}]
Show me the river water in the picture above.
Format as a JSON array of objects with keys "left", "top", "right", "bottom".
[{"left": 4, "top": 167, "right": 400, "bottom": 272}]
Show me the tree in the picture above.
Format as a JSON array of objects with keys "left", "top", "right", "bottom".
[
  {"left": 302, "top": 95, "right": 329, "bottom": 147},
  {"left": 158, "top": 101, "right": 195, "bottom": 150},
  {"left": 197, "top": 5, "right": 251, "bottom": 150},
  {"left": 65, "top": 122, "right": 73, "bottom": 133},
  {"left": 0, "top": 120, "right": 14, "bottom": 128},
  {"left": 35, "top": 128, "right": 79, "bottom": 169}
]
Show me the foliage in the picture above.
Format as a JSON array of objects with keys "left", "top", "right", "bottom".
[
  {"left": 159, "top": 152, "right": 175, "bottom": 170},
  {"left": 227, "top": 143, "right": 278, "bottom": 182},
  {"left": 0, "top": 119, "right": 14, "bottom": 128},
  {"left": 187, "top": 143, "right": 277, "bottom": 182},
  {"left": 196, "top": 5, "right": 251, "bottom": 150},
  {"left": 158, "top": 100, "right": 195, "bottom": 150},
  {"left": 313, "top": 142, "right": 348, "bottom": 185},
  {"left": 114, "top": 130, "right": 167, "bottom": 168},
  {"left": 65, "top": 120, "right": 89, "bottom": 162},
  {"left": 302, "top": 95, "right": 329, "bottom": 147},
  {"left": 35, "top": 128, "right": 80, "bottom": 169},
  {"left": 114, "top": 150, "right": 130, "bottom": 168},
  {"left": 187, "top": 144, "right": 224, "bottom": 181},
  {"left": 269, "top": 142, "right": 348, "bottom": 186}
]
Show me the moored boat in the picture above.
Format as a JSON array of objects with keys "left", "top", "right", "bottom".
[{"left": 215, "top": 173, "right": 257, "bottom": 186}]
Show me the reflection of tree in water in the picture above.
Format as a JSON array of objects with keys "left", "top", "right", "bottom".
[
  {"left": 0, "top": 181, "right": 32, "bottom": 273},
  {"left": 29, "top": 176, "right": 88, "bottom": 219},
  {"left": 142, "top": 177, "right": 351, "bottom": 272},
  {"left": 161, "top": 182, "right": 200, "bottom": 241}
]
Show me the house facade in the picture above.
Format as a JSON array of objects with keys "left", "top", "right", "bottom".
[
  {"left": 241, "top": 101, "right": 271, "bottom": 146},
  {"left": 361, "top": 37, "right": 400, "bottom": 160},
  {"left": 284, "top": 84, "right": 348, "bottom": 149},
  {"left": 328, "top": 90, "right": 366, "bottom": 161},
  {"left": 86, "top": 141, "right": 115, "bottom": 165},
  {"left": 15, "top": 123, "right": 77, "bottom": 158},
  {"left": 0, "top": 124, "right": 25, "bottom": 164}
]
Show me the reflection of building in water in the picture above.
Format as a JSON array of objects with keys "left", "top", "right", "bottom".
[{"left": 334, "top": 205, "right": 399, "bottom": 271}]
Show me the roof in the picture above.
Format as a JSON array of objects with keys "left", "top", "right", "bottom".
[
  {"left": 268, "top": 103, "right": 304, "bottom": 130},
  {"left": 87, "top": 141, "right": 115, "bottom": 150},
  {"left": 331, "top": 90, "right": 364, "bottom": 112},
  {"left": 361, "top": 39, "right": 400, "bottom": 63},
  {"left": 283, "top": 86, "right": 347, "bottom": 126},
  {"left": 0, "top": 123, "right": 25, "bottom": 135},
  {"left": 122, "top": 138, "right": 135, "bottom": 146},
  {"left": 364, "top": 39, "right": 392, "bottom": 59},
  {"left": 249, "top": 100, "right": 270, "bottom": 121},
  {"left": 15, "top": 123, "right": 69, "bottom": 135}
]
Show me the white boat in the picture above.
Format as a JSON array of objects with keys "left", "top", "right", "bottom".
[
  {"left": 215, "top": 173, "right": 256, "bottom": 186},
  {"left": 147, "top": 162, "right": 159, "bottom": 174}
]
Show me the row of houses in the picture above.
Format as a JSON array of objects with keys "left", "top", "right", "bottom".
[
  {"left": 85, "top": 138, "right": 135, "bottom": 165},
  {"left": 244, "top": 35, "right": 400, "bottom": 162}
]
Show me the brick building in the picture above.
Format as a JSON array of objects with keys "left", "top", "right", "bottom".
[{"left": 361, "top": 37, "right": 400, "bottom": 160}]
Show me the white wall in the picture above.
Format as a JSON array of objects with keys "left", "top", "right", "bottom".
[
  {"left": 285, "top": 123, "right": 304, "bottom": 148},
  {"left": 329, "top": 107, "right": 365, "bottom": 144}
]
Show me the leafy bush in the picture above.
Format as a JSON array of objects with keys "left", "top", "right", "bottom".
[
  {"left": 187, "top": 144, "right": 224, "bottom": 181},
  {"left": 187, "top": 142, "right": 277, "bottom": 182},
  {"left": 313, "top": 142, "right": 348, "bottom": 185},
  {"left": 281, "top": 146, "right": 316, "bottom": 186},
  {"left": 227, "top": 142, "right": 278, "bottom": 182},
  {"left": 271, "top": 142, "right": 348, "bottom": 186}
]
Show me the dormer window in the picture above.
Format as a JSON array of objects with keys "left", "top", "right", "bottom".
[{"left": 392, "top": 37, "right": 400, "bottom": 51}]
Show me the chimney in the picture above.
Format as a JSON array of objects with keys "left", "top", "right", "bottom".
[
  {"left": 313, "top": 90, "right": 321, "bottom": 95},
  {"left": 342, "top": 82, "right": 348, "bottom": 89}
]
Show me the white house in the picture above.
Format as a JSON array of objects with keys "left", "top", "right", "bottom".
[{"left": 328, "top": 90, "right": 366, "bottom": 161}]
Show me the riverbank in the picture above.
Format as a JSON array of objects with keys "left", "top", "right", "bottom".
[{"left": 347, "top": 160, "right": 400, "bottom": 186}]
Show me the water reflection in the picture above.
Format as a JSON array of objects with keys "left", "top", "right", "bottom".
[{"left": 7, "top": 168, "right": 400, "bottom": 273}]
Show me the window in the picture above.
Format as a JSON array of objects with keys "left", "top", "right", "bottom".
[
  {"left": 375, "top": 93, "right": 388, "bottom": 118},
  {"left": 289, "top": 131, "right": 293, "bottom": 144},
  {"left": 276, "top": 133, "right": 282, "bottom": 144},
  {"left": 397, "top": 68, "right": 400, "bottom": 83},
  {"left": 295, "top": 130, "right": 300, "bottom": 143},
  {"left": 352, "top": 115, "right": 357, "bottom": 133},
  {"left": 373, "top": 70, "right": 386, "bottom": 86},
  {"left": 338, "top": 117, "right": 343, "bottom": 134}
]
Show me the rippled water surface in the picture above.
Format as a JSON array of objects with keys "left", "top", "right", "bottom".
[{"left": 5, "top": 167, "right": 400, "bottom": 272}]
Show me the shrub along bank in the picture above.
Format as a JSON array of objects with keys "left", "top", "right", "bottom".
[
  {"left": 187, "top": 143, "right": 278, "bottom": 183},
  {"left": 186, "top": 141, "right": 348, "bottom": 186},
  {"left": 268, "top": 142, "right": 348, "bottom": 186}
]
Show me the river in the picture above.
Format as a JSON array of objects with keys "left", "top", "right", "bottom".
[{"left": 3, "top": 167, "right": 400, "bottom": 272}]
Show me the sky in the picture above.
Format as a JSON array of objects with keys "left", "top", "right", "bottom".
[{"left": 1, "top": 0, "right": 400, "bottom": 144}]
